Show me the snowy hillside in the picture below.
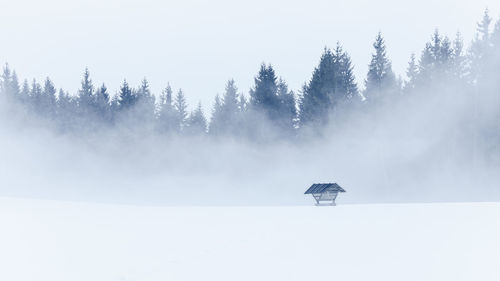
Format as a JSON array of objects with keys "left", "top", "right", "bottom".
[{"left": 1, "top": 197, "right": 499, "bottom": 281}]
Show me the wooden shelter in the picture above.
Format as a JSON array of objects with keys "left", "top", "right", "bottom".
[{"left": 304, "top": 183, "right": 346, "bottom": 206}]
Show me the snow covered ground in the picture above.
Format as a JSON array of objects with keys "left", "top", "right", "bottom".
[{"left": 0, "top": 197, "right": 499, "bottom": 281}]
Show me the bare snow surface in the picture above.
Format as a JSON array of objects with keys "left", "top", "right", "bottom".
[{"left": 0, "top": 198, "right": 499, "bottom": 281}]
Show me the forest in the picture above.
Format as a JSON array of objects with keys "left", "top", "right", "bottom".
[{"left": 1, "top": 10, "right": 500, "bottom": 164}]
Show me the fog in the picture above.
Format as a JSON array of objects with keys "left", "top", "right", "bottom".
[
  {"left": 1, "top": 8, "right": 500, "bottom": 206},
  {"left": 1, "top": 80, "right": 499, "bottom": 206}
]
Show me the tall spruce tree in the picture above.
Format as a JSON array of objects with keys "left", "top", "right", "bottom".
[
  {"left": 30, "top": 79, "right": 43, "bottom": 115},
  {"left": 209, "top": 94, "right": 223, "bottom": 135},
  {"left": 95, "top": 84, "right": 111, "bottom": 123},
  {"left": 404, "top": 53, "right": 418, "bottom": 92},
  {"left": 452, "top": 32, "right": 466, "bottom": 80},
  {"left": 300, "top": 44, "right": 358, "bottom": 127},
  {"left": 238, "top": 94, "right": 247, "bottom": 112},
  {"left": 249, "top": 63, "right": 280, "bottom": 119},
  {"left": 174, "top": 89, "right": 188, "bottom": 132},
  {"left": 186, "top": 102, "right": 207, "bottom": 135},
  {"left": 209, "top": 79, "right": 241, "bottom": 135},
  {"left": 0, "top": 64, "right": 20, "bottom": 102},
  {"left": 118, "top": 79, "right": 136, "bottom": 110},
  {"left": 78, "top": 68, "right": 94, "bottom": 110},
  {"left": 158, "top": 84, "right": 178, "bottom": 134},
  {"left": 469, "top": 9, "right": 494, "bottom": 84},
  {"left": 276, "top": 79, "right": 296, "bottom": 132},
  {"left": 56, "top": 89, "right": 77, "bottom": 131},
  {"left": 19, "top": 79, "right": 30, "bottom": 105},
  {"left": 364, "top": 32, "right": 396, "bottom": 102},
  {"left": 416, "top": 30, "right": 456, "bottom": 87},
  {"left": 335, "top": 44, "right": 358, "bottom": 101},
  {"left": 221, "top": 79, "right": 239, "bottom": 120},
  {"left": 41, "top": 78, "right": 57, "bottom": 118},
  {"left": 135, "top": 78, "right": 156, "bottom": 127}
]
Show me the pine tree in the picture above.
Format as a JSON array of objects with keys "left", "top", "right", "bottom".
[
  {"left": 78, "top": 68, "right": 94, "bottom": 109},
  {"left": 417, "top": 42, "right": 434, "bottom": 86},
  {"left": 135, "top": 78, "right": 156, "bottom": 127},
  {"left": 469, "top": 10, "right": 493, "bottom": 84},
  {"left": 221, "top": 79, "right": 239, "bottom": 120},
  {"left": 209, "top": 94, "right": 223, "bottom": 135},
  {"left": 30, "top": 79, "right": 43, "bottom": 115},
  {"left": 186, "top": 102, "right": 207, "bottom": 135},
  {"left": 492, "top": 20, "right": 500, "bottom": 48},
  {"left": 249, "top": 63, "right": 280, "bottom": 119},
  {"left": 118, "top": 79, "right": 136, "bottom": 110},
  {"left": 157, "top": 84, "right": 178, "bottom": 134},
  {"left": 238, "top": 94, "right": 247, "bottom": 112},
  {"left": 300, "top": 44, "right": 358, "bottom": 127},
  {"left": 41, "top": 78, "right": 57, "bottom": 118},
  {"left": 404, "top": 53, "right": 418, "bottom": 92},
  {"left": 276, "top": 79, "right": 296, "bottom": 132},
  {"left": 0, "top": 64, "right": 11, "bottom": 99},
  {"left": 416, "top": 30, "right": 455, "bottom": 87},
  {"left": 477, "top": 8, "right": 492, "bottom": 42},
  {"left": 299, "top": 48, "right": 335, "bottom": 126},
  {"left": 19, "top": 79, "right": 30, "bottom": 105},
  {"left": 209, "top": 79, "right": 241, "bottom": 135},
  {"left": 0, "top": 64, "right": 20, "bottom": 101},
  {"left": 10, "top": 71, "right": 20, "bottom": 100},
  {"left": 174, "top": 89, "right": 188, "bottom": 132},
  {"left": 364, "top": 32, "right": 396, "bottom": 102},
  {"left": 452, "top": 32, "right": 466, "bottom": 80},
  {"left": 95, "top": 84, "right": 111, "bottom": 123},
  {"left": 438, "top": 36, "right": 453, "bottom": 71},
  {"left": 57, "top": 89, "right": 77, "bottom": 131},
  {"left": 335, "top": 44, "right": 358, "bottom": 101}
]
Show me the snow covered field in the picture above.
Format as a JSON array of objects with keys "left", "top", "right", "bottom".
[{"left": 1, "top": 197, "right": 499, "bottom": 281}]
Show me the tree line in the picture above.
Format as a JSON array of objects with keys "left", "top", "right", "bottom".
[{"left": 1, "top": 10, "right": 500, "bottom": 143}]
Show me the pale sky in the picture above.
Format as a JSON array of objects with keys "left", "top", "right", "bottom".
[{"left": 1, "top": 0, "right": 500, "bottom": 111}]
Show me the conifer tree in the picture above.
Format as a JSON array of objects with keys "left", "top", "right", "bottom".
[
  {"left": 469, "top": 10, "right": 493, "bottom": 83},
  {"left": 299, "top": 48, "right": 335, "bottom": 126},
  {"left": 238, "top": 94, "right": 247, "bottom": 112},
  {"left": 221, "top": 79, "right": 239, "bottom": 120},
  {"left": 57, "top": 89, "right": 77, "bottom": 131},
  {"left": 404, "top": 53, "right": 418, "bottom": 92},
  {"left": 19, "top": 79, "right": 30, "bottom": 105},
  {"left": 30, "top": 79, "right": 43, "bottom": 115},
  {"left": 95, "top": 84, "right": 111, "bottom": 123},
  {"left": 416, "top": 30, "right": 455, "bottom": 87},
  {"left": 158, "top": 84, "right": 178, "bottom": 134},
  {"left": 452, "top": 32, "right": 466, "bottom": 80},
  {"left": 276, "top": 79, "right": 296, "bottom": 132},
  {"left": 249, "top": 63, "right": 280, "bottom": 119},
  {"left": 335, "top": 44, "right": 358, "bottom": 101},
  {"left": 118, "top": 79, "right": 136, "bottom": 110},
  {"left": 174, "top": 89, "right": 188, "bottom": 132},
  {"left": 135, "top": 78, "right": 156, "bottom": 126},
  {"left": 210, "top": 79, "right": 241, "bottom": 135},
  {"left": 300, "top": 44, "right": 358, "bottom": 127},
  {"left": 364, "top": 32, "right": 396, "bottom": 102},
  {"left": 78, "top": 68, "right": 94, "bottom": 110},
  {"left": 477, "top": 9, "right": 492, "bottom": 42},
  {"left": 0, "top": 64, "right": 20, "bottom": 101},
  {"left": 10, "top": 71, "right": 20, "bottom": 100},
  {"left": 41, "top": 78, "right": 57, "bottom": 118},
  {"left": 209, "top": 94, "right": 223, "bottom": 135},
  {"left": 186, "top": 102, "right": 207, "bottom": 135}
]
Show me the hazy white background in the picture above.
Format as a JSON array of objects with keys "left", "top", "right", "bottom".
[{"left": 1, "top": 0, "right": 500, "bottom": 109}]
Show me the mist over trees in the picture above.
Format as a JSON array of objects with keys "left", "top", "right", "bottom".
[{"left": 1, "top": 10, "right": 500, "bottom": 162}]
